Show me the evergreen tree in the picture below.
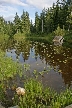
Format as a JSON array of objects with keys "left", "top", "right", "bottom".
[
  {"left": 13, "top": 12, "right": 21, "bottom": 33},
  {"left": 0, "top": 0, "right": 71, "bottom": 37},
  {"left": 7, "top": 22, "right": 16, "bottom": 37},
  {"left": 44, "top": 8, "right": 53, "bottom": 33},
  {"left": 67, "top": 0, "right": 72, "bottom": 5},
  {"left": 21, "top": 10, "right": 30, "bottom": 33},
  {"left": 30, "top": 20, "right": 34, "bottom": 33},
  {"left": 25, "top": 11, "right": 30, "bottom": 33},
  {"left": 21, "top": 10, "right": 26, "bottom": 33},
  {"left": 66, "top": 12, "right": 72, "bottom": 30},
  {"left": 35, "top": 12, "right": 40, "bottom": 33},
  {"left": 0, "top": 17, "right": 5, "bottom": 34}
]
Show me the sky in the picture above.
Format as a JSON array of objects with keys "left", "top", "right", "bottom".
[{"left": 0, "top": 0, "right": 57, "bottom": 23}]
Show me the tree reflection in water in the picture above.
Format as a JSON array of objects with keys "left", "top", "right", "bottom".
[{"left": 0, "top": 39, "right": 72, "bottom": 91}]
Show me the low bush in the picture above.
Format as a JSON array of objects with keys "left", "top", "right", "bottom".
[{"left": 54, "top": 25, "right": 65, "bottom": 36}]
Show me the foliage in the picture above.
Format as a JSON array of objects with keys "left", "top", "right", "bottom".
[
  {"left": 54, "top": 25, "right": 65, "bottom": 36},
  {"left": 0, "top": 50, "right": 22, "bottom": 81},
  {"left": 0, "top": 17, "right": 5, "bottom": 34},
  {"left": 0, "top": 33, "right": 9, "bottom": 43},
  {"left": 13, "top": 78, "right": 56, "bottom": 108},
  {"left": 14, "top": 32, "right": 26, "bottom": 40},
  {"left": 0, "top": 0, "right": 72, "bottom": 39},
  {"left": 13, "top": 12, "right": 21, "bottom": 34},
  {"left": 63, "top": 30, "right": 72, "bottom": 44},
  {"left": 0, "top": 49, "right": 24, "bottom": 104},
  {"left": 51, "top": 89, "right": 72, "bottom": 108},
  {"left": 13, "top": 78, "right": 72, "bottom": 108},
  {"left": 66, "top": 12, "right": 72, "bottom": 30},
  {"left": 0, "top": 83, "right": 5, "bottom": 101},
  {"left": 21, "top": 10, "right": 30, "bottom": 33}
]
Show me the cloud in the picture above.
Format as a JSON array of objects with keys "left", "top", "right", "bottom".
[
  {"left": 26, "top": 0, "right": 57, "bottom": 9},
  {"left": 0, "top": 0, "right": 58, "bottom": 22},
  {"left": 0, "top": 0, "right": 28, "bottom": 6},
  {"left": 0, "top": 0, "right": 57, "bottom": 9},
  {"left": 0, "top": 5, "right": 17, "bottom": 14},
  {"left": 0, "top": 0, "right": 28, "bottom": 21},
  {"left": 0, "top": 4, "right": 18, "bottom": 21}
]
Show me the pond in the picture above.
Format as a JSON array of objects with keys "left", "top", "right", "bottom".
[{"left": 0, "top": 38, "right": 72, "bottom": 93}]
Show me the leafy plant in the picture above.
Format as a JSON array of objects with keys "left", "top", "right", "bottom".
[
  {"left": 54, "top": 25, "right": 65, "bottom": 36},
  {"left": 13, "top": 78, "right": 56, "bottom": 108},
  {"left": 0, "top": 50, "right": 24, "bottom": 103},
  {"left": 51, "top": 89, "right": 72, "bottom": 108},
  {"left": 13, "top": 78, "right": 72, "bottom": 108},
  {"left": 0, "top": 51, "right": 22, "bottom": 81}
]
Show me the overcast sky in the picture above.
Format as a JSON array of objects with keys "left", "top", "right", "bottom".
[{"left": 0, "top": 0, "right": 57, "bottom": 23}]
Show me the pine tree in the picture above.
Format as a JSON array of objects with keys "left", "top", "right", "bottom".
[
  {"left": 21, "top": 10, "right": 30, "bottom": 33},
  {"left": 35, "top": 12, "right": 40, "bottom": 33},
  {"left": 13, "top": 12, "right": 21, "bottom": 33},
  {"left": 0, "top": 17, "right": 5, "bottom": 34},
  {"left": 25, "top": 11, "right": 30, "bottom": 33},
  {"left": 21, "top": 10, "right": 26, "bottom": 33}
]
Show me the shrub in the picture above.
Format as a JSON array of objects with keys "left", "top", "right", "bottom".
[
  {"left": 13, "top": 78, "right": 72, "bottom": 108},
  {"left": 13, "top": 79, "right": 56, "bottom": 108},
  {"left": 0, "top": 50, "right": 22, "bottom": 81},
  {"left": 51, "top": 89, "right": 72, "bottom": 108},
  {"left": 54, "top": 25, "right": 65, "bottom": 36}
]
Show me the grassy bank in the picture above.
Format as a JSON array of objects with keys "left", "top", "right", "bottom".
[
  {"left": 0, "top": 30, "right": 72, "bottom": 44},
  {"left": 13, "top": 32, "right": 54, "bottom": 44},
  {"left": 0, "top": 50, "right": 23, "bottom": 105},
  {"left": 13, "top": 31, "right": 72, "bottom": 44}
]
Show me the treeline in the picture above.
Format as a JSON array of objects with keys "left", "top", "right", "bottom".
[
  {"left": 0, "top": 0, "right": 72, "bottom": 37},
  {"left": 0, "top": 11, "right": 30, "bottom": 37}
]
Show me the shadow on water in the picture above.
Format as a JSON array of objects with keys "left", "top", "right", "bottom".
[{"left": 0, "top": 38, "right": 72, "bottom": 107}]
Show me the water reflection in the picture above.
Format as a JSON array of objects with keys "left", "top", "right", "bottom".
[{"left": 0, "top": 39, "right": 72, "bottom": 91}]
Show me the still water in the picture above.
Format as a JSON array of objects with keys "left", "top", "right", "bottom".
[{"left": 0, "top": 39, "right": 72, "bottom": 92}]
